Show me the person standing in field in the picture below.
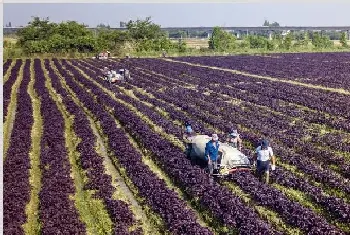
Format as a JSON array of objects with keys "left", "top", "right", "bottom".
[
  {"left": 183, "top": 121, "right": 195, "bottom": 158},
  {"left": 205, "top": 134, "right": 220, "bottom": 183},
  {"left": 102, "top": 67, "right": 109, "bottom": 79},
  {"left": 254, "top": 139, "right": 276, "bottom": 184},
  {"left": 226, "top": 129, "right": 243, "bottom": 151}
]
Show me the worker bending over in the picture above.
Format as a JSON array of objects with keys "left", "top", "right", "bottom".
[
  {"left": 205, "top": 134, "right": 220, "bottom": 183},
  {"left": 226, "top": 129, "right": 243, "bottom": 151},
  {"left": 254, "top": 139, "right": 276, "bottom": 184}
]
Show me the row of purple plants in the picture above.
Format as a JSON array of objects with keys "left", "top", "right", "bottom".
[
  {"left": 118, "top": 81, "right": 350, "bottom": 225},
  {"left": 33, "top": 59, "right": 86, "bottom": 234},
  {"left": 3, "top": 59, "right": 23, "bottom": 119},
  {"left": 78, "top": 59, "right": 349, "bottom": 232},
  {"left": 3, "top": 59, "right": 32, "bottom": 235},
  {"left": 122, "top": 58, "right": 350, "bottom": 129},
  {"left": 78, "top": 59, "right": 350, "bottom": 226},
  {"left": 44, "top": 59, "right": 140, "bottom": 234},
  {"left": 108, "top": 58, "right": 350, "bottom": 163},
  {"left": 62, "top": 58, "right": 280, "bottom": 235},
  {"left": 115, "top": 58, "right": 350, "bottom": 180},
  {"left": 54, "top": 58, "right": 214, "bottom": 235},
  {"left": 172, "top": 54, "right": 350, "bottom": 90},
  {"left": 3, "top": 59, "right": 13, "bottom": 75},
  {"left": 85, "top": 58, "right": 350, "bottom": 192}
]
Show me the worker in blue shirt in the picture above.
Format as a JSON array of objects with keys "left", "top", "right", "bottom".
[
  {"left": 205, "top": 134, "right": 220, "bottom": 181},
  {"left": 183, "top": 121, "right": 195, "bottom": 158}
]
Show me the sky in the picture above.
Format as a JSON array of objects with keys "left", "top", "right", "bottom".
[{"left": 3, "top": 2, "right": 350, "bottom": 28}]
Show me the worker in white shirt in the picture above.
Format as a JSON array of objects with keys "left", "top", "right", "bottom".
[
  {"left": 102, "top": 67, "right": 109, "bottom": 80},
  {"left": 253, "top": 139, "right": 276, "bottom": 184}
]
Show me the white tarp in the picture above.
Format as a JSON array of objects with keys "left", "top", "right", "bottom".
[{"left": 190, "top": 135, "right": 250, "bottom": 168}]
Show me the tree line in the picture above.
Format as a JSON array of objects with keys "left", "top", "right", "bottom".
[
  {"left": 209, "top": 27, "right": 348, "bottom": 52},
  {"left": 5, "top": 17, "right": 349, "bottom": 56},
  {"left": 13, "top": 16, "right": 186, "bottom": 55}
]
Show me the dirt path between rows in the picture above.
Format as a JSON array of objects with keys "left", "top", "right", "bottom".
[
  {"left": 87, "top": 106, "right": 164, "bottom": 234},
  {"left": 90, "top": 120, "right": 144, "bottom": 213}
]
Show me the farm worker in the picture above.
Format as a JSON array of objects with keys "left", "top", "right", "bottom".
[
  {"left": 183, "top": 121, "right": 195, "bottom": 158},
  {"left": 107, "top": 70, "right": 112, "bottom": 78},
  {"left": 205, "top": 134, "right": 220, "bottom": 182},
  {"left": 253, "top": 139, "right": 276, "bottom": 184},
  {"left": 107, "top": 71, "right": 113, "bottom": 82},
  {"left": 125, "top": 69, "right": 130, "bottom": 80},
  {"left": 102, "top": 67, "right": 109, "bottom": 78},
  {"left": 226, "top": 129, "right": 243, "bottom": 151}
]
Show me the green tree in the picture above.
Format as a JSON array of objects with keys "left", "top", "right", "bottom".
[
  {"left": 340, "top": 32, "right": 348, "bottom": 48},
  {"left": 282, "top": 32, "right": 293, "bottom": 50},
  {"left": 98, "top": 30, "right": 129, "bottom": 50},
  {"left": 16, "top": 17, "right": 97, "bottom": 53},
  {"left": 126, "top": 16, "right": 179, "bottom": 52},
  {"left": 302, "top": 32, "right": 310, "bottom": 47},
  {"left": 312, "top": 32, "right": 323, "bottom": 48},
  {"left": 177, "top": 39, "right": 187, "bottom": 52},
  {"left": 127, "top": 16, "right": 165, "bottom": 40},
  {"left": 17, "top": 17, "right": 57, "bottom": 46},
  {"left": 14, "top": 16, "right": 185, "bottom": 55},
  {"left": 56, "top": 21, "right": 93, "bottom": 39},
  {"left": 312, "top": 32, "right": 333, "bottom": 48},
  {"left": 209, "top": 26, "right": 236, "bottom": 51}
]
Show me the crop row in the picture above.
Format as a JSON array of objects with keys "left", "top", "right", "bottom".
[
  {"left": 172, "top": 54, "right": 350, "bottom": 90},
  {"left": 82, "top": 59, "right": 350, "bottom": 229},
  {"left": 124, "top": 58, "right": 350, "bottom": 125},
  {"left": 3, "top": 59, "right": 13, "bottom": 75},
  {"left": 112, "top": 59, "right": 350, "bottom": 179},
  {"left": 4, "top": 56, "right": 349, "bottom": 234},
  {"left": 61, "top": 58, "right": 281, "bottom": 234},
  {"left": 68, "top": 59, "right": 345, "bottom": 233},
  {"left": 53, "top": 58, "right": 214, "bottom": 234},
  {"left": 84, "top": 59, "right": 350, "bottom": 191},
  {"left": 113, "top": 60, "right": 348, "bottom": 218},
  {"left": 131, "top": 84, "right": 350, "bottom": 226},
  {"left": 3, "top": 59, "right": 23, "bottom": 119},
  {"left": 268, "top": 52, "right": 350, "bottom": 62},
  {"left": 113, "top": 59, "right": 350, "bottom": 158},
  {"left": 77, "top": 59, "right": 350, "bottom": 225},
  {"left": 3, "top": 59, "right": 32, "bottom": 235},
  {"left": 44, "top": 59, "right": 139, "bottom": 234},
  {"left": 33, "top": 59, "right": 86, "bottom": 234}
]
